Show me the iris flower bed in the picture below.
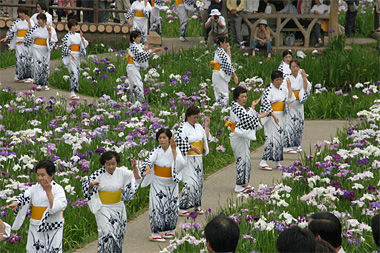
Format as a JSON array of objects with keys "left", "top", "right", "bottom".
[{"left": 161, "top": 99, "right": 380, "bottom": 253}]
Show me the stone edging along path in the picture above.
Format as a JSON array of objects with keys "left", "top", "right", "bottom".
[{"left": 0, "top": 38, "right": 349, "bottom": 253}]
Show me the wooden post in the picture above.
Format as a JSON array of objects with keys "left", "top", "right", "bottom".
[
  {"left": 329, "top": 0, "right": 339, "bottom": 38},
  {"left": 94, "top": 0, "right": 99, "bottom": 24}
]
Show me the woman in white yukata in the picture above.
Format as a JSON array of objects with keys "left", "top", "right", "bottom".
[
  {"left": 140, "top": 128, "right": 185, "bottom": 242},
  {"left": 82, "top": 151, "right": 141, "bottom": 253},
  {"left": 210, "top": 36, "right": 238, "bottom": 107},
  {"left": 175, "top": 105, "right": 210, "bottom": 216},
  {"left": 31, "top": 1, "right": 53, "bottom": 27},
  {"left": 0, "top": 7, "right": 34, "bottom": 83},
  {"left": 226, "top": 86, "right": 269, "bottom": 193},
  {"left": 284, "top": 59, "right": 311, "bottom": 153},
  {"left": 278, "top": 50, "right": 293, "bottom": 81},
  {"left": 126, "top": 0, "right": 152, "bottom": 44},
  {"left": 18, "top": 13, "right": 58, "bottom": 91},
  {"left": 6, "top": 160, "right": 67, "bottom": 252},
  {"left": 126, "top": 31, "right": 162, "bottom": 103},
  {"left": 259, "top": 70, "right": 294, "bottom": 170},
  {"left": 150, "top": 0, "right": 170, "bottom": 35},
  {"left": 176, "top": 0, "right": 196, "bottom": 41},
  {"left": 62, "top": 19, "right": 89, "bottom": 100}
]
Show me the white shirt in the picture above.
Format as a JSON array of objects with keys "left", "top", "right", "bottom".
[
  {"left": 245, "top": 0, "right": 259, "bottom": 13},
  {"left": 206, "top": 15, "right": 226, "bottom": 34}
]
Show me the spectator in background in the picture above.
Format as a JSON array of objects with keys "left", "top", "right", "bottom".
[
  {"left": 276, "top": 0, "right": 297, "bottom": 14},
  {"left": 116, "top": 0, "right": 130, "bottom": 25},
  {"left": 99, "top": 0, "right": 112, "bottom": 24},
  {"left": 205, "top": 9, "right": 227, "bottom": 45},
  {"left": 371, "top": 214, "right": 380, "bottom": 252},
  {"left": 308, "top": 212, "right": 345, "bottom": 253},
  {"left": 251, "top": 19, "right": 271, "bottom": 60},
  {"left": 204, "top": 215, "right": 240, "bottom": 253},
  {"left": 344, "top": 0, "right": 359, "bottom": 37},
  {"left": 297, "top": 0, "right": 313, "bottom": 14},
  {"left": 75, "top": 0, "right": 82, "bottom": 22},
  {"left": 245, "top": 0, "right": 260, "bottom": 14},
  {"left": 276, "top": 225, "right": 316, "bottom": 253},
  {"left": 57, "top": 0, "right": 75, "bottom": 22},
  {"left": 227, "top": 0, "right": 246, "bottom": 47},
  {"left": 310, "top": 0, "right": 330, "bottom": 47},
  {"left": 83, "top": 0, "right": 94, "bottom": 23},
  {"left": 374, "top": 0, "right": 380, "bottom": 32},
  {"left": 202, "top": 0, "right": 222, "bottom": 44}
]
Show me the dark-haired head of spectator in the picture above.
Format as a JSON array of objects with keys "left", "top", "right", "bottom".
[
  {"left": 315, "top": 239, "right": 336, "bottom": 253},
  {"left": 371, "top": 214, "right": 380, "bottom": 249},
  {"left": 308, "top": 212, "right": 343, "bottom": 252},
  {"left": 276, "top": 225, "right": 316, "bottom": 253},
  {"left": 204, "top": 215, "right": 240, "bottom": 253},
  {"left": 37, "top": 1, "right": 48, "bottom": 13}
]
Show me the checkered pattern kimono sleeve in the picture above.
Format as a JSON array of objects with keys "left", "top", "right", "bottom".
[
  {"left": 13, "top": 192, "right": 30, "bottom": 215},
  {"left": 216, "top": 47, "right": 234, "bottom": 76},
  {"left": 61, "top": 32, "right": 71, "bottom": 57},
  {"left": 130, "top": 43, "right": 150, "bottom": 64},
  {"left": 141, "top": 146, "right": 160, "bottom": 177},
  {"left": 260, "top": 86, "right": 274, "bottom": 115},
  {"left": 174, "top": 123, "right": 192, "bottom": 156},
  {"left": 6, "top": 19, "right": 21, "bottom": 41},
  {"left": 231, "top": 102, "right": 259, "bottom": 130},
  {"left": 23, "top": 25, "right": 39, "bottom": 48},
  {"left": 125, "top": 7, "right": 134, "bottom": 19},
  {"left": 82, "top": 167, "right": 106, "bottom": 201}
]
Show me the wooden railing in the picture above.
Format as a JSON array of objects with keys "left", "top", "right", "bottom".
[{"left": 0, "top": 0, "right": 131, "bottom": 24}]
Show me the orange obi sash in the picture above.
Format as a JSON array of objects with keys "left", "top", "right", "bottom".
[
  {"left": 71, "top": 44, "right": 80, "bottom": 52},
  {"left": 34, "top": 38, "right": 47, "bottom": 46},
  {"left": 134, "top": 10, "right": 145, "bottom": 17},
  {"left": 31, "top": 206, "right": 47, "bottom": 220},
  {"left": 151, "top": 0, "right": 155, "bottom": 7},
  {"left": 210, "top": 61, "right": 221, "bottom": 71},
  {"left": 154, "top": 165, "right": 172, "bottom": 178},
  {"left": 188, "top": 141, "right": 203, "bottom": 155},
  {"left": 293, "top": 90, "right": 300, "bottom": 100},
  {"left": 225, "top": 120, "right": 236, "bottom": 133},
  {"left": 271, "top": 102, "right": 285, "bottom": 111},
  {"left": 176, "top": 0, "right": 184, "bottom": 5},
  {"left": 126, "top": 54, "right": 135, "bottom": 65},
  {"left": 17, "top": 30, "right": 28, "bottom": 37},
  {"left": 99, "top": 190, "right": 122, "bottom": 204}
]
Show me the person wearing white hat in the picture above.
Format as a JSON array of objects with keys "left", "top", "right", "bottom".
[
  {"left": 205, "top": 9, "right": 228, "bottom": 45},
  {"left": 251, "top": 19, "right": 271, "bottom": 60}
]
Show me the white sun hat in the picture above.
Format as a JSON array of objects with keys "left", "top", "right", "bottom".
[
  {"left": 210, "top": 9, "right": 221, "bottom": 16},
  {"left": 259, "top": 19, "right": 268, "bottom": 26}
]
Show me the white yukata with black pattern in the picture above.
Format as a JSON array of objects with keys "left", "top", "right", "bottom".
[
  {"left": 149, "top": 0, "right": 167, "bottom": 35},
  {"left": 175, "top": 121, "right": 209, "bottom": 210},
  {"left": 284, "top": 72, "right": 311, "bottom": 148},
  {"left": 141, "top": 146, "right": 185, "bottom": 233},
  {"left": 62, "top": 31, "right": 89, "bottom": 92},
  {"left": 230, "top": 101, "right": 260, "bottom": 186},
  {"left": 82, "top": 167, "right": 140, "bottom": 253},
  {"left": 24, "top": 25, "right": 58, "bottom": 87},
  {"left": 6, "top": 18, "right": 34, "bottom": 80},
  {"left": 11, "top": 181, "right": 67, "bottom": 252},
  {"left": 176, "top": 0, "right": 195, "bottom": 39},
  {"left": 125, "top": 0, "right": 152, "bottom": 44},
  {"left": 260, "top": 83, "right": 294, "bottom": 162},
  {"left": 278, "top": 60, "right": 292, "bottom": 87},
  {"left": 127, "top": 42, "right": 150, "bottom": 103},
  {"left": 212, "top": 47, "right": 235, "bottom": 107}
]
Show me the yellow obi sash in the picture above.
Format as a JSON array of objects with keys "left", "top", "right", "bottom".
[
  {"left": 151, "top": 0, "right": 155, "bottom": 7},
  {"left": 71, "top": 44, "right": 80, "bottom": 51},
  {"left": 34, "top": 38, "right": 47, "bottom": 46},
  {"left": 134, "top": 10, "right": 145, "bottom": 17},
  {"left": 31, "top": 206, "right": 47, "bottom": 220},
  {"left": 210, "top": 61, "right": 221, "bottom": 71},
  {"left": 17, "top": 29, "right": 28, "bottom": 37},
  {"left": 188, "top": 141, "right": 203, "bottom": 155},
  {"left": 271, "top": 102, "right": 285, "bottom": 111},
  {"left": 225, "top": 120, "right": 236, "bottom": 133},
  {"left": 154, "top": 165, "right": 172, "bottom": 178},
  {"left": 99, "top": 190, "right": 122, "bottom": 204},
  {"left": 293, "top": 90, "right": 300, "bottom": 100},
  {"left": 176, "top": 0, "right": 184, "bottom": 5},
  {"left": 126, "top": 54, "right": 135, "bottom": 64}
]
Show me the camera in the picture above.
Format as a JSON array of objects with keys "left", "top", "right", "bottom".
[{"left": 213, "top": 15, "right": 219, "bottom": 20}]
